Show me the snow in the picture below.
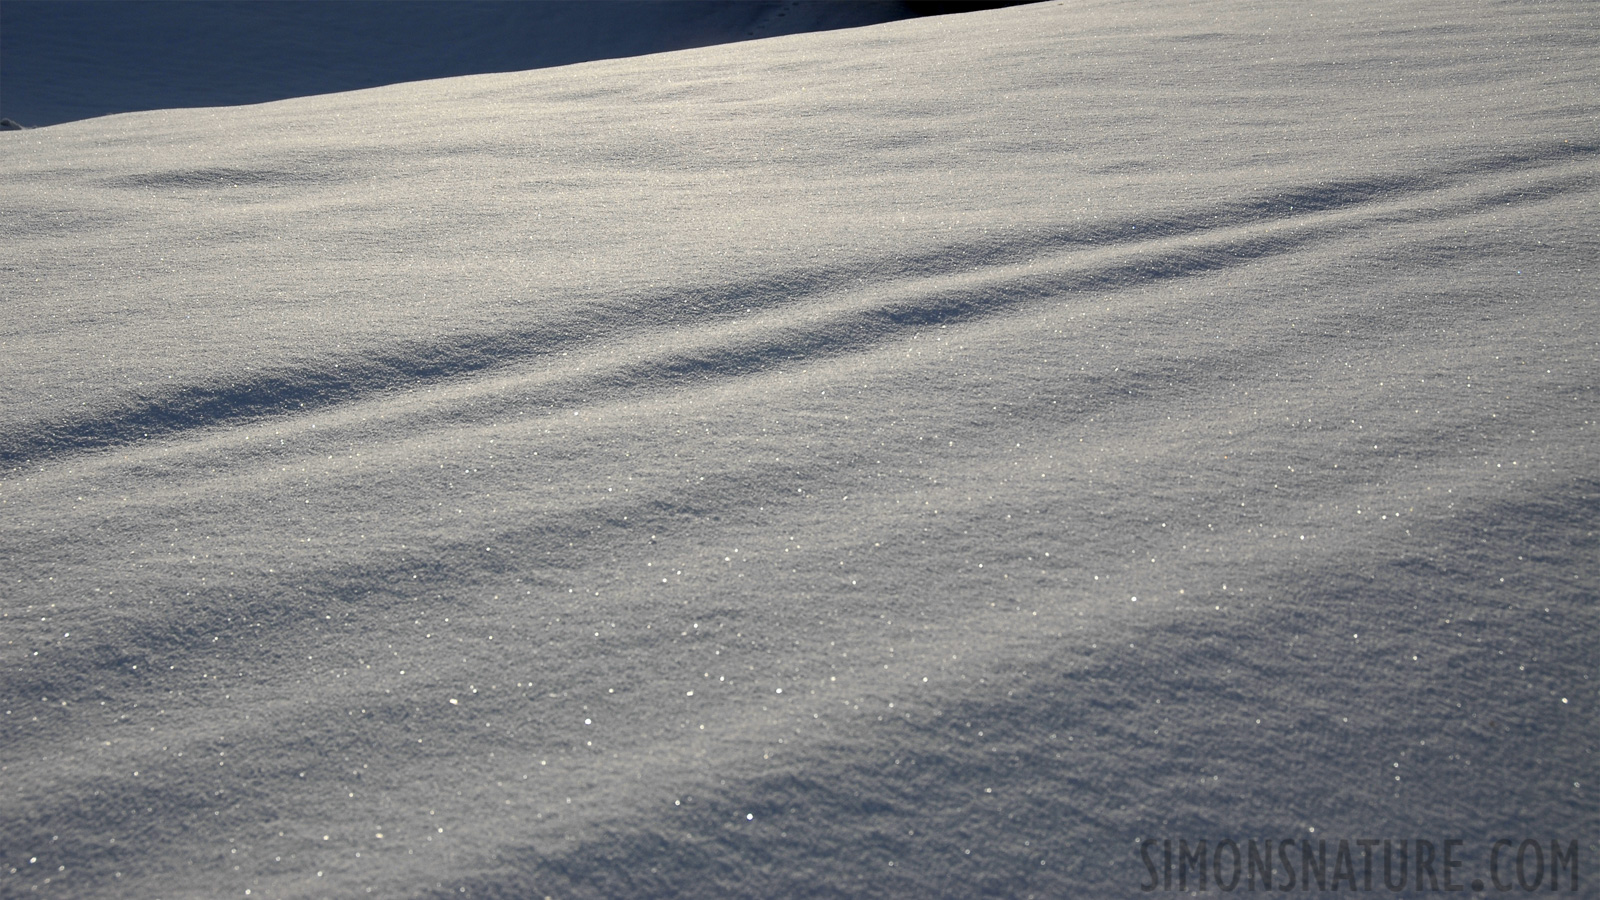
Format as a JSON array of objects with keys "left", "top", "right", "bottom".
[{"left": 1, "top": 1, "right": 1597, "bottom": 897}]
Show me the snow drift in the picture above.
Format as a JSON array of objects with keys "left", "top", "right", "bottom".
[{"left": 1, "top": 1, "right": 1595, "bottom": 897}]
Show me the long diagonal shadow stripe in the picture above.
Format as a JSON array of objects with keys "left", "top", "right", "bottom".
[{"left": 3, "top": 140, "right": 1594, "bottom": 467}]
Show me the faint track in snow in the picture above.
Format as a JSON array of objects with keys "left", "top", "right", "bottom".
[{"left": 1, "top": 140, "right": 1594, "bottom": 469}]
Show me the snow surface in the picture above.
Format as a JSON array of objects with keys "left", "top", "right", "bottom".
[{"left": 1, "top": 1, "right": 1597, "bottom": 898}]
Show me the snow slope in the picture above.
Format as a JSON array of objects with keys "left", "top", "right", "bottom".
[{"left": 1, "top": 1, "right": 1596, "bottom": 897}]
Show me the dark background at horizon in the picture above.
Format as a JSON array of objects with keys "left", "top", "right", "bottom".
[{"left": 2, "top": 0, "right": 960, "bottom": 128}]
